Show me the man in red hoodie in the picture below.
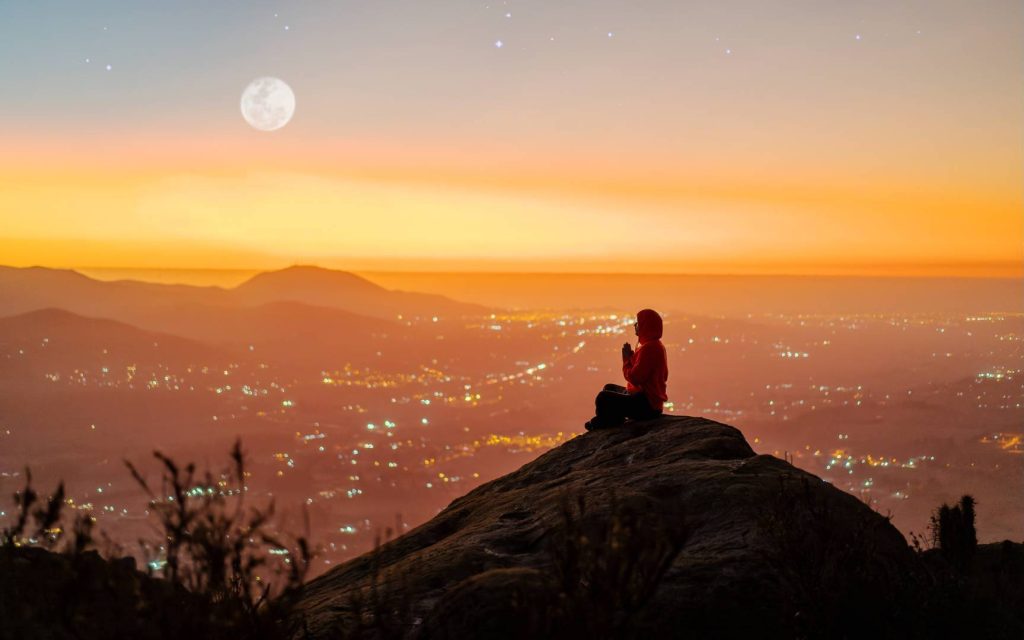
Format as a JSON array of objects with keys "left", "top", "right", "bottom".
[{"left": 585, "top": 308, "right": 669, "bottom": 431}]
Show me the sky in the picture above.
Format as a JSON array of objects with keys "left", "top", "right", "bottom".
[{"left": 0, "top": 0, "right": 1021, "bottom": 276}]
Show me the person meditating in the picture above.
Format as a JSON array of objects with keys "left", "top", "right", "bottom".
[{"left": 585, "top": 308, "right": 669, "bottom": 431}]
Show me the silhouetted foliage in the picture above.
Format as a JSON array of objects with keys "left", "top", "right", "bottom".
[
  {"left": 910, "top": 496, "right": 1023, "bottom": 639},
  {"left": 121, "top": 438, "right": 317, "bottom": 638},
  {"left": 1, "top": 440, "right": 318, "bottom": 640},
  {"left": 1, "top": 469, "right": 88, "bottom": 553},
  {"left": 929, "top": 494, "right": 978, "bottom": 572},
  {"left": 1, "top": 469, "right": 191, "bottom": 640}
]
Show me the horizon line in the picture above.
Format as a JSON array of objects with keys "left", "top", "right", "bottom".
[{"left": 55, "top": 262, "right": 1024, "bottom": 280}]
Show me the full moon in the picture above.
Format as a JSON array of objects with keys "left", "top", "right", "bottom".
[{"left": 240, "top": 77, "right": 296, "bottom": 132}]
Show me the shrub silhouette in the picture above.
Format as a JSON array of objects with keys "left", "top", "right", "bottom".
[
  {"left": 929, "top": 494, "right": 978, "bottom": 572},
  {"left": 910, "top": 495, "right": 1024, "bottom": 638},
  {"left": 1, "top": 440, "right": 317, "bottom": 640},
  {"left": 1, "top": 469, "right": 91, "bottom": 553},
  {"left": 123, "top": 438, "right": 316, "bottom": 638},
  {"left": 1, "top": 469, "right": 191, "bottom": 639}
]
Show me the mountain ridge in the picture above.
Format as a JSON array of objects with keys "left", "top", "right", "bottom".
[{"left": 0, "top": 265, "right": 491, "bottom": 324}]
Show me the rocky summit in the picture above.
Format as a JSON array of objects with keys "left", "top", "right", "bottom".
[{"left": 293, "top": 415, "right": 920, "bottom": 639}]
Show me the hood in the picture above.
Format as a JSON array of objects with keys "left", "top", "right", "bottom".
[{"left": 636, "top": 308, "right": 663, "bottom": 344}]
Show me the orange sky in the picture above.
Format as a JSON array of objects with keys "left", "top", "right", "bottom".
[
  {"left": 1, "top": 2, "right": 1021, "bottom": 277},
  {"left": 1, "top": 129, "right": 1019, "bottom": 277}
]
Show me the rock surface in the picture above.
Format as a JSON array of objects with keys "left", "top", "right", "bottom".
[{"left": 294, "top": 415, "right": 920, "bottom": 638}]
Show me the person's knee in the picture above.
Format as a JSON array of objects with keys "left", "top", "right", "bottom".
[{"left": 595, "top": 391, "right": 621, "bottom": 413}]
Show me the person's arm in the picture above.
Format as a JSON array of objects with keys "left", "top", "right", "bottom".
[{"left": 623, "top": 345, "right": 656, "bottom": 387}]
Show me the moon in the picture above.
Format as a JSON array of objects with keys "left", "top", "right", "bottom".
[{"left": 240, "top": 77, "right": 295, "bottom": 132}]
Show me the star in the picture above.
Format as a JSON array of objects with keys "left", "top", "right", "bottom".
[
  {"left": 105, "top": 64, "right": 112, "bottom": 71},
  {"left": 855, "top": 34, "right": 862, "bottom": 41},
  {"left": 495, "top": 39, "right": 504, "bottom": 48}
]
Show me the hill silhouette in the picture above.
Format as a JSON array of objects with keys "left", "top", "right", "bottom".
[
  {"left": 232, "top": 266, "right": 490, "bottom": 320},
  {"left": 0, "top": 265, "right": 490, "bottom": 326},
  {"left": 0, "top": 308, "right": 230, "bottom": 374},
  {"left": 0, "top": 266, "right": 225, "bottom": 316},
  {"left": 0, "top": 304, "right": 390, "bottom": 373},
  {"left": 123, "top": 300, "right": 399, "bottom": 369},
  {"left": 238, "top": 265, "right": 390, "bottom": 297}
]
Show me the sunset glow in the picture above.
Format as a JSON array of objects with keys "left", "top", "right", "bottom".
[{"left": 1, "top": 1, "right": 1020, "bottom": 276}]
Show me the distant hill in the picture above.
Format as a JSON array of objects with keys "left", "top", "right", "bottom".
[
  {"left": 231, "top": 265, "right": 489, "bottom": 320},
  {"left": 117, "top": 299, "right": 386, "bottom": 346},
  {"left": 0, "top": 262, "right": 491, "bottom": 376},
  {"left": 0, "top": 265, "right": 491, "bottom": 327},
  {"left": 0, "top": 301, "right": 435, "bottom": 375},
  {"left": 232, "top": 265, "right": 388, "bottom": 303},
  {"left": 0, "top": 308, "right": 230, "bottom": 374},
  {"left": 133, "top": 300, "right": 410, "bottom": 371},
  {"left": 0, "top": 266, "right": 226, "bottom": 318}
]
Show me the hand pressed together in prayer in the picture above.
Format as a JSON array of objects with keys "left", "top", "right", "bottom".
[{"left": 621, "top": 342, "right": 634, "bottom": 361}]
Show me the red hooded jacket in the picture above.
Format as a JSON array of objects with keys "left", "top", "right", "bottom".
[{"left": 623, "top": 308, "right": 669, "bottom": 412}]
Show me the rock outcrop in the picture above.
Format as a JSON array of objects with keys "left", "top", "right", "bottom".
[{"left": 294, "top": 415, "right": 919, "bottom": 639}]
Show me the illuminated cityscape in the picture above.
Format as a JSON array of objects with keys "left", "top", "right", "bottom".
[{"left": 2, "top": 303, "right": 1021, "bottom": 575}]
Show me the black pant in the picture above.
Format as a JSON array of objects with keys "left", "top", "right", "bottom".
[{"left": 593, "top": 383, "right": 662, "bottom": 425}]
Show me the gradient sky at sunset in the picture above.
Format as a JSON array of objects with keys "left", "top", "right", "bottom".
[{"left": 1, "top": 1, "right": 1021, "bottom": 276}]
